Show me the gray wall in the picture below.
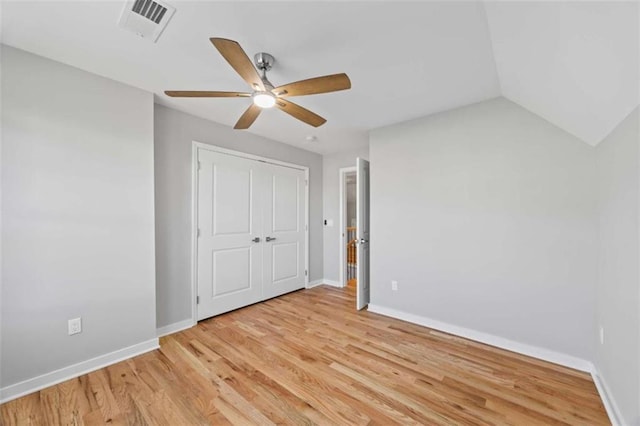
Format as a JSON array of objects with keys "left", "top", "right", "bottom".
[
  {"left": 595, "top": 107, "right": 640, "bottom": 426},
  {"left": 1, "top": 47, "right": 157, "bottom": 387},
  {"left": 322, "top": 146, "right": 369, "bottom": 282},
  {"left": 154, "top": 104, "right": 323, "bottom": 328},
  {"left": 369, "top": 97, "right": 597, "bottom": 360}
]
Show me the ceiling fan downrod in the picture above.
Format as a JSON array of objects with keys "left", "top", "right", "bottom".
[{"left": 254, "top": 52, "right": 275, "bottom": 90}]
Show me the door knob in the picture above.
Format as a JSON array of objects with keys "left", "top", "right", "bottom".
[
  {"left": 266, "top": 236, "right": 276, "bottom": 242},
  {"left": 359, "top": 238, "right": 368, "bottom": 244},
  {"left": 252, "top": 237, "right": 261, "bottom": 243}
]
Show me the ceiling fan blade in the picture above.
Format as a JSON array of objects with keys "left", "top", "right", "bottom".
[
  {"left": 164, "top": 91, "right": 251, "bottom": 98},
  {"left": 210, "top": 38, "right": 265, "bottom": 91},
  {"left": 275, "top": 99, "right": 326, "bottom": 127},
  {"left": 272, "top": 73, "right": 351, "bottom": 97},
  {"left": 234, "top": 104, "right": 262, "bottom": 129}
]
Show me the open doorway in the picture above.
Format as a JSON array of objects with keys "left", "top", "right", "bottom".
[
  {"left": 339, "top": 159, "right": 370, "bottom": 309},
  {"left": 339, "top": 167, "right": 357, "bottom": 289}
]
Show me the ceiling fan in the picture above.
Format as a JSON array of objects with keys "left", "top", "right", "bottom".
[{"left": 165, "top": 38, "right": 352, "bottom": 130}]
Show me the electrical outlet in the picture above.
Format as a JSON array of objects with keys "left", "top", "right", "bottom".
[
  {"left": 599, "top": 326, "right": 604, "bottom": 345},
  {"left": 68, "top": 317, "right": 82, "bottom": 336},
  {"left": 391, "top": 280, "right": 398, "bottom": 291}
]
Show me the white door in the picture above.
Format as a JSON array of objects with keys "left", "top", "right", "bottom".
[
  {"left": 197, "top": 150, "right": 264, "bottom": 320},
  {"left": 263, "top": 164, "right": 306, "bottom": 299},
  {"left": 356, "top": 157, "right": 370, "bottom": 310}
]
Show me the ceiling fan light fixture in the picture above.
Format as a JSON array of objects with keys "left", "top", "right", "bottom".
[{"left": 252, "top": 91, "right": 276, "bottom": 108}]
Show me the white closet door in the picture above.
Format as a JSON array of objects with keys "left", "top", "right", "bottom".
[
  {"left": 196, "top": 150, "right": 264, "bottom": 320},
  {"left": 262, "top": 164, "right": 306, "bottom": 300}
]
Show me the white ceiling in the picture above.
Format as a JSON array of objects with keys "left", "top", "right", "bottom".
[
  {"left": 1, "top": 1, "right": 500, "bottom": 154},
  {"left": 484, "top": 1, "right": 639, "bottom": 146},
  {"left": 1, "top": 1, "right": 638, "bottom": 154}
]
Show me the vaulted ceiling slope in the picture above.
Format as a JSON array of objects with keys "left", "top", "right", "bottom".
[
  {"left": 1, "top": 1, "right": 638, "bottom": 153},
  {"left": 485, "top": 1, "right": 639, "bottom": 146}
]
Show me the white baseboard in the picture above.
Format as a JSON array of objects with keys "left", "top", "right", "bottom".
[
  {"left": 0, "top": 338, "right": 159, "bottom": 404},
  {"left": 322, "top": 279, "right": 343, "bottom": 288},
  {"left": 306, "top": 279, "right": 343, "bottom": 288},
  {"left": 367, "top": 304, "right": 592, "bottom": 372},
  {"left": 590, "top": 368, "right": 624, "bottom": 426},
  {"left": 157, "top": 318, "right": 195, "bottom": 338},
  {"left": 307, "top": 279, "right": 325, "bottom": 288}
]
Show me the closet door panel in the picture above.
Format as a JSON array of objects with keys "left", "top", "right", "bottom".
[
  {"left": 263, "top": 165, "right": 306, "bottom": 299},
  {"left": 196, "top": 149, "right": 264, "bottom": 320}
]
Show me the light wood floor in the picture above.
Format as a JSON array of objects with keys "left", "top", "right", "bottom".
[{"left": 1, "top": 285, "right": 610, "bottom": 425}]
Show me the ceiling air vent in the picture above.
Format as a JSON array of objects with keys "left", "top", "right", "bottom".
[{"left": 118, "top": 0, "right": 175, "bottom": 43}]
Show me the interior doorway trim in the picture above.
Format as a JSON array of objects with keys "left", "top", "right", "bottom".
[
  {"left": 339, "top": 166, "right": 357, "bottom": 287},
  {"left": 190, "top": 141, "right": 310, "bottom": 324}
]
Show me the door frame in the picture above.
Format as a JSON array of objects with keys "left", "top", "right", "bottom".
[
  {"left": 338, "top": 166, "right": 357, "bottom": 288},
  {"left": 191, "top": 141, "right": 310, "bottom": 324}
]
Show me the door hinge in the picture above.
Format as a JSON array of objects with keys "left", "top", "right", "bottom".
[
  {"left": 305, "top": 179, "right": 308, "bottom": 186},
  {"left": 197, "top": 228, "right": 201, "bottom": 237},
  {"left": 196, "top": 296, "right": 200, "bottom": 304},
  {"left": 305, "top": 224, "right": 308, "bottom": 231},
  {"left": 197, "top": 161, "right": 201, "bottom": 171},
  {"left": 305, "top": 270, "right": 308, "bottom": 276}
]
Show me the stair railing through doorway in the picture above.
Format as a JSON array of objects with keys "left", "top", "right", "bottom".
[{"left": 346, "top": 227, "right": 357, "bottom": 285}]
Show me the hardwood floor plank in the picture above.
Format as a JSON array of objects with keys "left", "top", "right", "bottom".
[
  {"left": 178, "top": 328, "right": 331, "bottom": 425},
  {"left": 104, "top": 361, "right": 149, "bottom": 426},
  {"left": 1, "top": 285, "right": 610, "bottom": 425}
]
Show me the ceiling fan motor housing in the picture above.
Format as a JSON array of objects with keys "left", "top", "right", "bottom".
[{"left": 254, "top": 52, "right": 275, "bottom": 71}]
